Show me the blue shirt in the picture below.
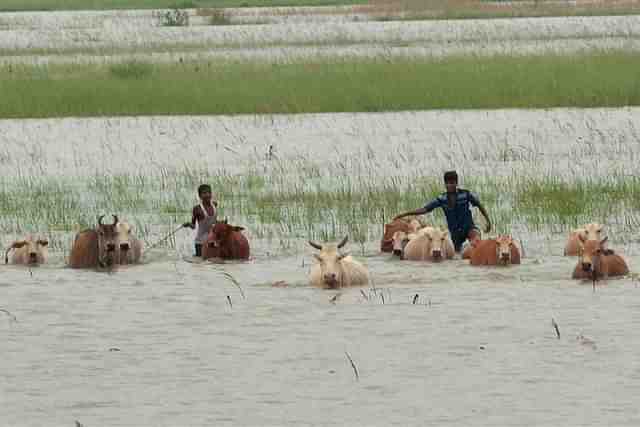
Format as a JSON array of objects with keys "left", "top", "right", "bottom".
[{"left": 424, "top": 189, "right": 480, "bottom": 236}]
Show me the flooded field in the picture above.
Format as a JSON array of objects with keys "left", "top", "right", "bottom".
[
  {"left": 2, "top": 108, "right": 640, "bottom": 425},
  {"left": 2, "top": 14, "right": 639, "bottom": 64}
]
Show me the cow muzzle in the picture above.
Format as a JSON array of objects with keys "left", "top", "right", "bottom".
[
  {"left": 431, "top": 250, "right": 442, "bottom": 261},
  {"left": 29, "top": 252, "right": 38, "bottom": 263},
  {"left": 393, "top": 249, "right": 402, "bottom": 256},
  {"left": 106, "top": 243, "right": 116, "bottom": 252},
  {"left": 323, "top": 273, "right": 339, "bottom": 288},
  {"left": 500, "top": 253, "right": 511, "bottom": 263},
  {"left": 120, "top": 243, "right": 130, "bottom": 251},
  {"left": 582, "top": 262, "right": 592, "bottom": 272}
]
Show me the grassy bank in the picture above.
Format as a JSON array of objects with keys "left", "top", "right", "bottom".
[
  {"left": 0, "top": 0, "right": 367, "bottom": 12},
  {"left": 1, "top": 53, "right": 639, "bottom": 119}
]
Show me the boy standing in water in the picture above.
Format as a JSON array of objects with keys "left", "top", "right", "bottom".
[
  {"left": 393, "top": 170, "right": 492, "bottom": 253},
  {"left": 183, "top": 184, "right": 218, "bottom": 257}
]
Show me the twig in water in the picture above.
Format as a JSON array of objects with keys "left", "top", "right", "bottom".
[
  {"left": 380, "top": 293, "right": 385, "bottom": 304},
  {"left": 214, "top": 269, "right": 245, "bottom": 299},
  {"left": 227, "top": 295, "right": 232, "bottom": 308},
  {"left": 412, "top": 294, "right": 419, "bottom": 304},
  {"left": 146, "top": 225, "right": 185, "bottom": 252},
  {"left": 344, "top": 351, "right": 359, "bottom": 382},
  {"left": 0, "top": 309, "right": 17, "bottom": 323},
  {"left": 360, "top": 289, "right": 369, "bottom": 301},
  {"left": 551, "top": 318, "right": 561, "bottom": 339}
]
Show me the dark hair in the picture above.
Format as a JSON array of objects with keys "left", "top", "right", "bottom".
[
  {"left": 198, "top": 184, "right": 212, "bottom": 195},
  {"left": 443, "top": 170, "right": 458, "bottom": 183}
]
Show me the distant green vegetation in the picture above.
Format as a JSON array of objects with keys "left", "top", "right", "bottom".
[
  {"left": 1, "top": 53, "right": 639, "bottom": 119},
  {"left": 0, "top": 0, "right": 366, "bottom": 12}
]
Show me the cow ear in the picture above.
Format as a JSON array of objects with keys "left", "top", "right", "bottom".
[
  {"left": 11, "top": 241, "right": 27, "bottom": 249},
  {"left": 37, "top": 239, "right": 49, "bottom": 247},
  {"left": 313, "top": 254, "right": 322, "bottom": 261},
  {"left": 232, "top": 226, "right": 244, "bottom": 232}
]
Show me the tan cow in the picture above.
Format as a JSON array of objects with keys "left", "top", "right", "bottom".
[
  {"left": 115, "top": 221, "right": 143, "bottom": 265},
  {"left": 469, "top": 235, "right": 521, "bottom": 266},
  {"left": 403, "top": 227, "right": 455, "bottom": 262},
  {"left": 564, "top": 223, "right": 604, "bottom": 256},
  {"left": 4, "top": 237, "right": 48, "bottom": 266},
  {"left": 572, "top": 236, "right": 628, "bottom": 280},
  {"left": 309, "top": 236, "right": 369, "bottom": 289},
  {"left": 69, "top": 215, "right": 122, "bottom": 269}
]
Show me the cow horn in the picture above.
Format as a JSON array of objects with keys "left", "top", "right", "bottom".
[
  {"left": 308, "top": 240, "right": 322, "bottom": 250},
  {"left": 98, "top": 215, "right": 105, "bottom": 226},
  {"left": 112, "top": 215, "right": 119, "bottom": 225},
  {"left": 337, "top": 235, "right": 349, "bottom": 249}
]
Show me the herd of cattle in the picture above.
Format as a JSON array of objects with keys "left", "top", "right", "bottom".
[{"left": 2, "top": 216, "right": 630, "bottom": 289}]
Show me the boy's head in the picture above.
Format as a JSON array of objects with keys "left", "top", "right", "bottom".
[
  {"left": 198, "top": 184, "right": 213, "bottom": 202},
  {"left": 443, "top": 170, "right": 458, "bottom": 193}
]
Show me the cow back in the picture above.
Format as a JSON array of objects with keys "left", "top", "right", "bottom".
[
  {"left": 69, "top": 230, "right": 100, "bottom": 268},
  {"left": 470, "top": 239, "right": 498, "bottom": 266}
]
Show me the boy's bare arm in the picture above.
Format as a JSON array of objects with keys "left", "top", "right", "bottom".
[
  {"left": 182, "top": 207, "right": 198, "bottom": 229},
  {"left": 477, "top": 202, "right": 492, "bottom": 232},
  {"left": 393, "top": 207, "right": 428, "bottom": 221}
]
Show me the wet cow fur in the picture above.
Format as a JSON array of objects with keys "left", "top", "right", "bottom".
[
  {"left": 403, "top": 227, "right": 455, "bottom": 262},
  {"left": 469, "top": 235, "right": 521, "bottom": 266},
  {"left": 564, "top": 223, "right": 604, "bottom": 256},
  {"left": 69, "top": 215, "right": 122, "bottom": 269},
  {"left": 5, "top": 237, "right": 48, "bottom": 266},
  {"left": 202, "top": 220, "right": 250, "bottom": 260},
  {"left": 308, "top": 236, "right": 369, "bottom": 289},
  {"left": 572, "top": 236, "right": 628, "bottom": 280}
]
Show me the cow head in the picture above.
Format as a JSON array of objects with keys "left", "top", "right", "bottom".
[
  {"left": 116, "top": 222, "right": 134, "bottom": 253},
  {"left": 423, "top": 227, "right": 449, "bottom": 261},
  {"left": 309, "top": 236, "right": 349, "bottom": 288},
  {"left": 580, "top": 223, "right": 604, "bottom": 241},
  {"left": 97, "top": 215, "right": 120, "bottom": 266},
  {"left": 6, "top": 238, "right": 48, "bottom": 265},
  {"left": 392, "top": 231, "right": 413, "bottom": 257},
  {"left": 207, "top": 219, "right": 244, "bottom": 249},
  {"left": 496, "top": 235, "right": 516, "bottom": 265},
  {"left": 579, "top": 235, "right": 607, "bottom": 273}
]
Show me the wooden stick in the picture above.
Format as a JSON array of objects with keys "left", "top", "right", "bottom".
[{"left": 345, "top": 351, "right": 359, "bottom": 381}]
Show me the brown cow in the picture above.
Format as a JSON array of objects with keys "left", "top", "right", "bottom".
[
  {"left": 564, "top": 223, "right": 604, "bottom": 256},
  {"left": 69, "top": 215, "right": 122, "bottom": 269},
  {"left": 469, "top": 235, "right": 521, "bottom": 266},
  {"left": 403, "top": 227, "right": 455, "bottom": 262},
  {"left": 572, "top": 236, "right": 628, "bottom": 280},
  {"left": 202, "top": 220, "right": 250, "bottom": 260},
  {"left": 381, "top": 217, "right": 423, "bottom": 252},
  {"left": 309, "top": 236, "right": 369, "bottom": 289},
  {"left": 5, "top": 237, "right": 48, "bottom": 266}
]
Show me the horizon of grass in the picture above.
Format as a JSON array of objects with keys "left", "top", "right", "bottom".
[
  {"left": 0, "top": 0, "right": 367, "bottom": 12},
  {"left": 1, "top": 52, "right": 640, "bottom": 119}
]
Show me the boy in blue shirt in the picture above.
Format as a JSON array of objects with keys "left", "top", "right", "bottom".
[{"left": 393, "top": 170, "right": 492, "bottom": 253}]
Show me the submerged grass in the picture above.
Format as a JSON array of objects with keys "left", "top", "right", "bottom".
[
  {"left": 1, "top": 52, "right": 640, "bottom": 118},
  {"left": 2, "top": 160, "right": 640, "bottom": 252}
]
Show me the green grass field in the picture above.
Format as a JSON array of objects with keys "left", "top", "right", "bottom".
[
  {"left": 1, "top": 53, "right": 639, "bottom": 119},
  {"left": 0, "top": 0, "right": 367, "bottom": 12}
]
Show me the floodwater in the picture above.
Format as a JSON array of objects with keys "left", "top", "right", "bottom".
[
  {"left": 2, "top": 242, "right": 640, "bottom": 426},
  {"left": 2, "top": 108, "right": 640, "bottom": 425}
]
